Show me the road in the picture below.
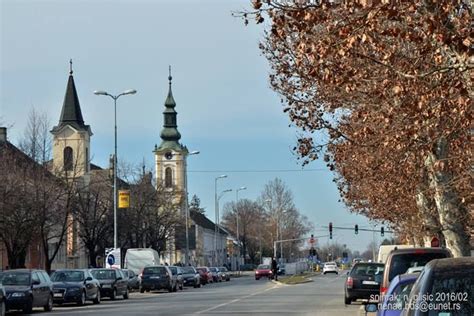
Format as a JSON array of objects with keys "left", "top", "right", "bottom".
[{"left": 10, "top": 272, "right": 368, "bottom": 315}]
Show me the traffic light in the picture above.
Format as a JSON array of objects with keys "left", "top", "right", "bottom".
[
  {"left": 381, "top": 227, "right": 385, "bottom": 237},
  {"left": 355, "top": 224, "right": 359, "bottom": 235},
  {"left": 309, "top": 247, "right": 317, "bottom": 257},
  {"left": 329, "top": 222, "right": 333, "bottom": 239}
]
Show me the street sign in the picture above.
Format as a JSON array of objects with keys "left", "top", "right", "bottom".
[
  {"left": 118, "top": 190, "right": 130, "bottom": 208},
  {"left": 431, "top": 237, "right": 440, "bottom": 247},
  {"left": 105, "top": 248, "right": 121, "bottom": 269}
]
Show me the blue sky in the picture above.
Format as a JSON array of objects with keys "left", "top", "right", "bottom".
[{"left": 0, "top": 0, "right": 384, "bottom": 252}]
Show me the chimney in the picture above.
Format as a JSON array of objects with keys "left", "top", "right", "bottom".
[{"left": 0, "top": 127, "right": 6, "bottom": 142}]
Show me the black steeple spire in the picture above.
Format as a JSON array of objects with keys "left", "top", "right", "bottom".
[
  {"left": 51, "top": 60, "right": 89, "bottom": 133},
  {"left": 159, "top": 66, "right": 182, "bottom": 143}
]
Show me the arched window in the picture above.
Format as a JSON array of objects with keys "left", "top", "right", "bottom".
[
  {"left": 64, "top": 146, "right": 73, "bottom": 171},
  {"left": 165, "top": 167, "right": 173, "bottom": 188}
]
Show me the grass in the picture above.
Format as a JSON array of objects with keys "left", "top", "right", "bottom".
[{"left": 278, "top": 272, "right": 315, "bottom": 285}]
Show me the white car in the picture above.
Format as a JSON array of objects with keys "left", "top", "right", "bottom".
[{"left": 323, "top": 262, "right": 339, "bottom": 274}]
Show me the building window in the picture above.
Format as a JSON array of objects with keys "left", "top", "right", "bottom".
[
  {"left": 165, "top": 167, "right": 173, "bottom": 188},
  {"left": 64, "top": 147, "right": 73, "bottom": 171}
]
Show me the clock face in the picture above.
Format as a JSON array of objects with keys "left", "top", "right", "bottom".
[{"left": 165, "top": 152, "right": 173, "bottom": 160}]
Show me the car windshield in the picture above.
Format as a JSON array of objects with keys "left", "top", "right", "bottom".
[
  {"left": 428, "top": 268, "right": 474, "bottom": 315},
  {"left": 90, "top": 270, "right": 116, "bottom": 280},
  {"left": 219, "top": 267, "right": 227, "bottom": 272},
  {"left": 352, "top": 264, "right": 384, "bottom": 276},
  {"left": 143, "top": 267, "right": 167, "bottom": 275},
  {"left": 51, "top": 270, "right": 85, "bottom": 282},
  {"left": 122, "top": 270, "right": 129, "bottom": 277},
  {"left": 257, "top": 265, "right": 270, "bottom": 270},
  {"left": 169, "top": 267, "right": 177, "bottom": 274},
  {"left": 209, "top": 267, "right": 217, "bottom": 272},
  {"left": 388, "top": 253, "right": 449, "bottom": 282},
  {"left": 182, "top": 267, "right": 195, "bottom": 274},
  {"left": 1, "top": 272, "right": 30, "bottom": 286}
]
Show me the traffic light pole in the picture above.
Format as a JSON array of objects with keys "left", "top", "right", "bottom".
[
  {"left": 273, "top": 235, "right": 330, "bottom": 259},
  {"left": 323, "top": 226, "right": 393, "bottom": 233}
]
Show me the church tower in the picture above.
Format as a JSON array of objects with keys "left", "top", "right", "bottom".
[
  {"left": 51, "top": 60, "right": 92, "bottom": 185},
  {"left": 154, "top": 67, "right": 188, "bottom": 202}
]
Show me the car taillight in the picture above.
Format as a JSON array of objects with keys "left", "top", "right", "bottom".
[
  {"left": 256, "top": 271, "right": 259, "bottom": 274},
  {"left": 380, "top": 286, "right": 387, "bottom": 295},
  {"left": 346, "top": 277, "right": 353, "bottom": 289}
]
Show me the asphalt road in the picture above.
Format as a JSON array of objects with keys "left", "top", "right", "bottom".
[{"left": 9, "top": 272, "right": 369, "bottom": 316}]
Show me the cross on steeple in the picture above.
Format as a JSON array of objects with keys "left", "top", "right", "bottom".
[
  {"left": 69, "top": 59, "right": 73, "bottom": 75},
  {"left": 168, "top": 65, "right": 172, "bottom": 84}
]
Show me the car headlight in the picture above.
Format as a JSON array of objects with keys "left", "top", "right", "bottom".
[{"left": 11, "top": 292, "right": 26, "bottom": 297}]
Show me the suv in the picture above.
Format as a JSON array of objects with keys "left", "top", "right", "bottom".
[
  {"left": 344, "top": 262, "right": 384, "bottom": 304},
  {"left": 140, "top": 266, "right": 175, "bottom": 293},
  {"left": 380, "top": 247, "right": 451, "bottom": 295},
  {"left": 1, "top": 269, "right": 54, "bottom": 313}
]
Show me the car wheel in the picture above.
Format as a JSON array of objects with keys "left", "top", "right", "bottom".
[
  {"left": 179, "top": 283, "right": 183, "bottom": 291},
  {"left": 77, "top": 290, "right": 86, "bottom": 306},
  {"left": 140, "top": 287, "right": 145, "bottom": 293},
  {"left": 93, "top": 290, "right": 101, "bottom": 304},
  {"left": 255, "top": 277, "right": 260, "bottom": 280},
  {"left": 168, "top": 285, "right": 173, "bottom": 293},
  {"left": 0, "top": 299, "right": 5, "bottom": 316},
  {"left": 111, "top": 288, "right": 117, "bottom": 300},
  {"left": 22, "top": 296, "right": 33, "bottom": 314},
  {"left": 344, "top": 295, "right": 352, "bottom": 305},
  {"left": 173, "top": 284, "right": 178, "bottom": 292},
  {"left": 44, "top": 294, "right": 53, "bottom": 312},
  {"left": 124, "top": 288, "right": 129, "bottom": 299}
]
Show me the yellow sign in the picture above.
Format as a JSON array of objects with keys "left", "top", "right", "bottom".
[{"left": 118, "top": 190, "right": 130, "bottom": 208}]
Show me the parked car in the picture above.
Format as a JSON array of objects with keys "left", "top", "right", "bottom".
[
  {"left": 124, "top": 248, "right": 161, "bottom": 277},
  {"left": 2, "top": 269, "right": 54, "bottom": 313},
  {"left": 372, "top": 273, "right": 419, "bottom": 316},
  {"left": 0, "top": 283, "right": 5, "bottom": 316},
  {"left": 209, "top": 267, "right": 222, "bottom": 282},
  {"left": 181, "top": 266, "right": 201, "bottom": 288},
  {"left": 255, "top": 264, "right": 273, "bottom": 280},
  {"left": 344, "top": 262, "right": 385, "bottom": 304},
  {"left": 169, "top": 266, "right": 184, "bottom": 291},
  {"left": 50, "top": 269, "right": 101, "bottom": 305},
  {"left": 90, "top": 268, "right": 129, "bottom": 300},
  {"left": 402, "top": 257, "right": 474, "bottom": 316},
  {"left": 121, "top": 269, "right": 139, "bottom": 290},
  {"left": 277, "top": 264, "right": 286, "bottom": 275},
  {"left": 380, "top": 247, "right": 452, "bottom": 295},
  {"left": 196, "top": 267, "right": 213, "bottom": 284},
  {"left": 323, "top": 262, "right": 339, "bottom": 274},
  {"left": 218, "top": 267, "right": 230, "bottom": 281},
  {"left": 140, "top": 265, "right": 175, "bottom": 293}
]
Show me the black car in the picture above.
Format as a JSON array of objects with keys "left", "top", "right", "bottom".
[
  {"left": 90, "top": 269, "right": 129, "bottom": 300},
  {"left": 181, "top": 266, "right": 201, "bottom": 288},
  {"left": 344, "top": 262, "right": 385, "bottom": 305},
  {"left": 121, "top": 269, "right": 139, "bottom": 290},
  {"left": 140, "top": 265, "right": 175, "bottom": 293},
  {"left": 402, "top": 257, "right": 474, "bottom": 316},
  {"left": 2, "top": 269, "right": 54, "bottom": 313},
  {"left": 0, "top": 282, "right": 5, "bottom": 316},
  {"left": 169, "top": 266, "right": 184, "bottom": 290},
  {"left": 50, "top": 269, "right": 101, "bottom": 305}
]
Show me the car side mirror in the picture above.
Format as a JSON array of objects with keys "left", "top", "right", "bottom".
[
  {"left": 178, "top": 273, "right": 182, "bottom": 276},
  {"left": 129, "top": 275, "right": 134, "bottom": 279},
  {"left": 116, "top": 277, "right": 123, "bottom": 281},
  {"left": 346, "top": 271, "right": 349, "bottom": 275},
  {"left": 365, "top": 303, "right": 378, "bottom": 312},
  {"left": 85, "top": 276, "right": 93, "bottom": 282},
  {"left": 32, "top": 280, "right": 41, "bottom": 286}
]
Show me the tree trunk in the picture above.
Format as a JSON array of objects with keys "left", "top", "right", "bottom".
[
  {"left": 426, "top": 137, "right": 470, "bottom": 257},
  {"left": 416, "top": 188, "right": 445, "bottom": 247}
]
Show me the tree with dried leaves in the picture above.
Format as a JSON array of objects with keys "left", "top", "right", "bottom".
[{"left": 242, "top": 0, "right": 472, "bottom": 256}]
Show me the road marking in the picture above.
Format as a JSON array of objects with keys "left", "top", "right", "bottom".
[{"left": 193, "top": 285, "right": 279, "bottom": 315}]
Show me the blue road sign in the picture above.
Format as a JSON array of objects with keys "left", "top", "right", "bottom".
[{"left": 107, "top": 254, "right": 115, "bottom": 265}]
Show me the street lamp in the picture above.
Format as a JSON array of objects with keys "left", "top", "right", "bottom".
[
  {"left": 216, "top": 189, "right": 232, "bottom": 266},
  {"left": 235, "top": 186, "right": 246, "bottom": 273},
  {"left": 184, "top": 150, "right": 200, "bottom": 265},
  {"left": 214, "top": 175, "right": 227, "bottom": 265},
  {"left": 94, "top": 89, "right": 137, "bottom": 251}
]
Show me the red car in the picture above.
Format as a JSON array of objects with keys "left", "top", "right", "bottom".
[
  {"left": 196, "top": 267, "right": 213, "bottom": 285},
  {"left": 255, "top": 264, "right": 273, "bottom": 280}
]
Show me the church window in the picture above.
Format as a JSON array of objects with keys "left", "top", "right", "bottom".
[
  {"left": 64, "top": 146, "right": 73, "bottom": 171},
  {"left": 165, "top": 167, "right": 173, "bottom": 188}
]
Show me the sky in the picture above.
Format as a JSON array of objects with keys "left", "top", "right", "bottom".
[{"left": 0, "top": 0, "right": 385, "bottom": 253}]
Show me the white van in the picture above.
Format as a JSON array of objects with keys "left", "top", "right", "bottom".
[
  {"left": 124, "top": 248, "right": 161, "bottom": 275},
  {"left": 377, "top": 244, "right": 414, "bottom": 263}
]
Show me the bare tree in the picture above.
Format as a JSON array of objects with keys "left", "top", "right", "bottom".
[{"left": 19, "top": 108, "right": 52, "bottom": 164}]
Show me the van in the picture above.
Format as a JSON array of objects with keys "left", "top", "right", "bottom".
[
  {"left": 124, "top": 248, "right": 161, "bottom": 276},
  {"left": 380, "top": 247, "right": 452, "bottom": 295},
  {"left": 377, "top": 244, "right": 414, "bottom": 263}
]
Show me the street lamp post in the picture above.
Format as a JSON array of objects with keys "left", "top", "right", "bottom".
[
  {"left": 184, "top": 150, "right": 200, "bottom": 265},
  {"left": 216, "top": 188, "right": 232, "bottom": 266},
  {"left": 235, "top": 186, "right": 246, "bottom": 273},
  {"left": 214, "top": 175, "right": 227, "bottom": 265},
  {"left": 94, "top": 89, "right": 137, "bottom": 251}
]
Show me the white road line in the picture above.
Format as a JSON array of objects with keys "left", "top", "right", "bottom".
[{"left": 193, "top": 285, "right": 279, "bottom": 315}]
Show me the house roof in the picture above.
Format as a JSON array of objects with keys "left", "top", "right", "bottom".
[{"left": 190, "top": 210, "right": 227, "bottom": 235}]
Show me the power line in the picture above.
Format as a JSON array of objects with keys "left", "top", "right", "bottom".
[{"left": 188, "top": 168, "right": 329, "bottom": 173}]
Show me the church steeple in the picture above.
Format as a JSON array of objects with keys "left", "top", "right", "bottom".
[
  {"left": 158, "top": 66, "right": 184, "bottom": 151},
  {"left": 52, "top": 59, "right": 88, "bottom": 133}
]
